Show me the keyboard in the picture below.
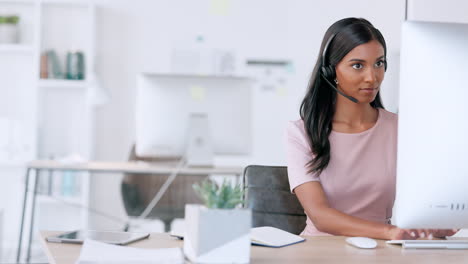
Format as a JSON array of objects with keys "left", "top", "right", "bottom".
[{"left": 386, "top": 239, "right": 468, "bottom": 249}]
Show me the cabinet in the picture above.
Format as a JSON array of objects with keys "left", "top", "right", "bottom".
[
  {"left": 407, "top": 0, "right": 468, "bottom": 24},
  {"left": 0, "top": 0, "right": 97, "bottom": 261}
]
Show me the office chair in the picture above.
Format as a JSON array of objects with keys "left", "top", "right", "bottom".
[
  {"left": 121, "top": 144, "right": 207, "bottom": 231},
  {"left": 243, "top": 165, "right": 306, "bottom": 235}
]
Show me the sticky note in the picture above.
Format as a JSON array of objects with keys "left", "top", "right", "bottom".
[
  {"left": 277, "top": 86, "right": 288, "bottom": 97},
  {"left": 210, "top": 0, "right": 230, "bottom": 16},
  {"left": 190, "top": 85, "right": 206, "bottom": 101}
]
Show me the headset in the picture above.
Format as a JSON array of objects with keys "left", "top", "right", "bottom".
[{"left": 320, "top": 22, "right": 387, "bottom": 103}]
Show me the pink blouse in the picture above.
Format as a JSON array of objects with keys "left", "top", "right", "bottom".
[{"left": 286, "top": 108, "right": 398, "bottom": 236}]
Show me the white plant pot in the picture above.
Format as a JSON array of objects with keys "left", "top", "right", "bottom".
[
  {"left": 0, "top": 24, "right": 18, "bottom": 44},
  {"left": 0, "top": 208, "right": 3, "bottom": 259},
  {"left": 183, "top": 204, "right": 251, "bottom": 264}
]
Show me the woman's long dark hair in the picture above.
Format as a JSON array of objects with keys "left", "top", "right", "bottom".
[{"left": 300, "top": 17, "right": 386, "bottom": 175}]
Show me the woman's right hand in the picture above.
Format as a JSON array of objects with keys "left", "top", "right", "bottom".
[
  {"left": 387, "top": 226, "right": 459, "bottom": 240},
  {"left": 387, "top": 226, "right": 420, "bottom": 240}
]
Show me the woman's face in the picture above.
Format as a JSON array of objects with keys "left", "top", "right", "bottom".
[{"left": 335, "top": 40, "right": 386, "bottom": 104}]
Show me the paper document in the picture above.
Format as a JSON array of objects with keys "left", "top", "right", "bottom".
[{"left": 76, "top": 239, "right": 184, "bottom": 264}]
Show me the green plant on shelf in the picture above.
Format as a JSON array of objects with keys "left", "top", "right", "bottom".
[
  {"left": 0, "top": 15, "right": 19, "bottom": 24},
  {"left": 193, "top": 178, "right": 243, "bottom": 209}
]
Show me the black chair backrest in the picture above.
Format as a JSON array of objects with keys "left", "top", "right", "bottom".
[
  {"left": 243, "top": 165, "right": 306, "bottom": 235},
  {"left": 121, "top": 144, "right": 206, "bottom": 231}
]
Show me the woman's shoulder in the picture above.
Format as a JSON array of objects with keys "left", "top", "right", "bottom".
[
  {"left": 288, "top": 119, "right": 305, "bottom": 129},
  {"left": 377, "top": 108, "right": 398, "bottom": 135},
  {"left": 379, "top": 108, "right": 398, "bottom": 124},
  {"left": 286, "top": 119, "right": 309, "bottom": 143},
  {"left": 287, "top": 119, "right": 305, "bottom": 134}
]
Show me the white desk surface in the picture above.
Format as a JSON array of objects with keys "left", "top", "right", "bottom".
[
  {"left": 27, "top": 160, "right": 244, "bottom": 175},
  {"left": 40, "top": 231, "right": 468, "bottom": 264}
]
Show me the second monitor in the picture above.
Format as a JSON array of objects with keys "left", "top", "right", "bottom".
[{"left": 135, "top": 73, "right": 253, "bottom": 165}]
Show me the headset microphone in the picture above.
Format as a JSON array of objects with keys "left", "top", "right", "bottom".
[{"left": 321, "top": 74, "right": 359, "bottom": 103}]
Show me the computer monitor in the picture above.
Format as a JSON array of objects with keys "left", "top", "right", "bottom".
[
  {"left": 394, "top": 21, "right": 468, "bottom": 229},
  {"left": 135, "top": 73, "right": 253, "bottom": 163}
]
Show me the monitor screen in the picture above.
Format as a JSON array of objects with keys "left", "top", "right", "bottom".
[
  {"left": 394, "top": 21, "right": 468, "bottom": 229},
  {"left": 135, "top": 73, "right": 253, "bottom": 158}
]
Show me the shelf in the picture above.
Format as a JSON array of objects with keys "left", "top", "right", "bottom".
[
  {"left": 38, "top": 79, "right": 88, "bottom": 89},
  {"left": 41, "top": 0, "right": 91, "bottom": 5},
  {"left": 0, "top": 0, "right": 35, "bottom": 4},
  {"left": 0, "top": 44, "right": 34, "bottom": 53}
]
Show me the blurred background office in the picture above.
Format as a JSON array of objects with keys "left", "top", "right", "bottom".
[
  {"left": 91, "top": 0, "right": 404, "bottom": 232},
  {"left": 2, "top": 0, "right": 465, "bottom": 262}
]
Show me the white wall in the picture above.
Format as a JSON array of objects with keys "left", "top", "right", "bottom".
[{"left": 89, "top": 0, "right": 406, "bottom": 229}]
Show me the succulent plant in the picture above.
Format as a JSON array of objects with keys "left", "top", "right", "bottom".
[
  {"left": 0, "top": 15, "right": 19, "bottom": 24},
  {"left": 193, "top": 178, "right": 243, "bottom": 209}
]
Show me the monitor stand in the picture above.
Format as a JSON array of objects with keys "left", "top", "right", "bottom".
[{"left": 185, "top": 113, "right": 214, "bottom": 167}]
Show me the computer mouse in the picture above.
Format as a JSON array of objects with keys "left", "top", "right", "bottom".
[{"left": 345, "top": 237, "right": 378, "bottom": 249}]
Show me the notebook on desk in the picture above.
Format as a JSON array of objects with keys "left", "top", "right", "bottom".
[
  {"left": 170, "top": 226, "right": 305, "bottom": 248},
  {"left": 250, "top": 226, "right": 305, "bottom": 248},
  {"left": 386, "top": 238, "right": 468, "bottom": 249}
]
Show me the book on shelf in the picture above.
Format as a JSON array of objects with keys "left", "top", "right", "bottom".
[
  {"left": 44, "top": 50, "right": 64, "bottom": 79},
  {"left": 40, "top": 52, "right": 48, "bottom": 79}
]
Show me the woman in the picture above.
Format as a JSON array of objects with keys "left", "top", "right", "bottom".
[{"left": 286, "top": 17, "right": 456, "bottom": 240}]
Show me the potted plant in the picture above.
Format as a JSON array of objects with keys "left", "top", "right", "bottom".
[
  {"left": 0, "top": 15, "right": 20, "bottom": 44},
  {"left": 184, "top": 178, "right": 251, "bottom": 264}
]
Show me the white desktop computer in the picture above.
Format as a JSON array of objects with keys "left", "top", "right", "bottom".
[
  {"left": 394, "top": 21, "right": 468, "bottom": 229},
  {"left": 135, "top": 73, "right": 253, "bottom": 166}
]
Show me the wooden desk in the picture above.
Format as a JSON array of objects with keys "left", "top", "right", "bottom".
[
  {"left": 41, "top": 231, "right": 468, "bottom": 264},
  {"left": 25, "top": 160, "right": 244, "bottom": 175},
  {"left": 18, "top": 160, "right": 244, "bottom": 263}
]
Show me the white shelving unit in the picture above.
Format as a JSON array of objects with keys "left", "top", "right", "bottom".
[
  {"left": 0, "top": 0, "right": 97, "bottom": 261},
  {"left": 0, "top": 44, "right": 34, "bottom": 52},
  {"left": 38, "top": 79, "right": 89, "bottom": 89}
]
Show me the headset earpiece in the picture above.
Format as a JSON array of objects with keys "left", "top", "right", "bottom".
[
  {"left": 321, "top": 32, "right": 336, "bottom": 81},
  {"left": 321, "top": 65, "right": 335, "bottom": 80}
]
